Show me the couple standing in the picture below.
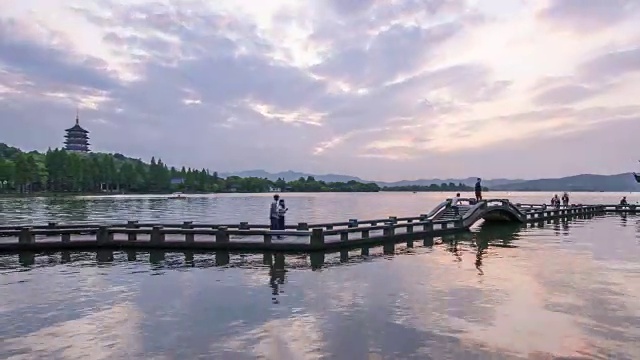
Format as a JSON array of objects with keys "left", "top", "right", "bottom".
[{"left": 269, "top": 194, "right": 288, "bottom": 230}]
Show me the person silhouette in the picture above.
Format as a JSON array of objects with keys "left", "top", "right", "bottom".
[{"left": 475, "top": 178, "right": 483, "bottom": 201}]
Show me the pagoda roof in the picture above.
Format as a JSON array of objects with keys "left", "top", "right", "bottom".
[
  {"left": 64, "top": 133, "right": 90, "bottom": 138},
  {"left": 66, "top": 111, "right": 89, "bottom": 133},
  {"left": 65, "top": 124, "right": 89, "bottom": 133}
]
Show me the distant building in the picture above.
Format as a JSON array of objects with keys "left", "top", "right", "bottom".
[
  {"left": 64, "top": 111, "right": 90, "bottom": 153},
  {"left": 171, "top": 178, "right": 185, "bottom": 185},
  {"left": 269, "top": 186, "right": 281, "bottom": 192}
]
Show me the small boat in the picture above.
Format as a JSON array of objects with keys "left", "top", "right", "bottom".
[{"left": 168, "top": 192, "right": 187, "bottom": 199}]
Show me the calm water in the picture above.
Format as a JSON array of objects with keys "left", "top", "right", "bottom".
[{"left": 1, "top": 192, "right": 640, "bottom": 359}]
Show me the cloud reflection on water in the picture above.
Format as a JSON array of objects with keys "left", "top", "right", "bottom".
[
  {"left": 3, "top": 304, "right": 143, "bottom": 360},
  {"left": 0, "top": 211, "right": 639, "bottom": 358}
]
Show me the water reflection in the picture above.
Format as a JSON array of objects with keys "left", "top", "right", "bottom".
[
  {"left": 269, "top": 253, "right": 286, "bottom": 304},
  {"left": 1, "top": 202, "right": 640, "bottom": 358},
  {"left": 43, "top": 197, "right": 85, "bottom": 223},
  {"left": 0, "top": 191, "right": 634, "bottom": 226}
]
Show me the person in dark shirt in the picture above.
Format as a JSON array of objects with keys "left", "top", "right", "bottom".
[
  {"left": 620, "top": 196, "right": 628, "bottom": 206},
  {"left": 269, "top": 194, "right": 280, "bottom": 230},
  {"left": 474, "top": 178, "right": 482, "bottom": 201}
]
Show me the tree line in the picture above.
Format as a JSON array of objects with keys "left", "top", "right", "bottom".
[
  {"left": 382, "top": 183, "right": 489, "bottom": 192},
  {"left": 0, "top": 143, "right": 380, "bottom": 194}
]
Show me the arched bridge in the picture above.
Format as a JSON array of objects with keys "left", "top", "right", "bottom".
[{"left": 427, "top": 198, "right": 527, "bottom": 228}]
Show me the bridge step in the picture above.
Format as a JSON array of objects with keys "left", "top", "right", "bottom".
[{"left": 437, "top": 205, "right": 471, "bottom": 220}]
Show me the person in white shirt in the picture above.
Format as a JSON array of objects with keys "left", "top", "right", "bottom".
[
  {"left": 277, "top": 199, "right": 288, "bottom": 230},
  {"left": 451, "top": 193, "right": 461, "bottom": 216}
]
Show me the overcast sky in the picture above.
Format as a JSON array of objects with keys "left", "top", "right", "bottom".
[{"left": 0, "top": 0, "right": 638, "bottom": 181}]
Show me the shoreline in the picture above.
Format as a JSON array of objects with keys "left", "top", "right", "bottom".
[
  {"left": 0, "top": 190, "right": 383, "bottom": 198},
  {"left": 0, "top": 189, "right": 636, "bottom": 199}
]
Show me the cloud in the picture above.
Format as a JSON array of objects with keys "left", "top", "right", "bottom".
[
  {"left": 325, "top": 0, "right": 378, "bottom": 16},
  {"left": 0, "top": 19, "right": 119, "bottom": 91},
  {"left": 312, "top": 21, "right": 464, "bottom": 88},
  {"left": 531, "top": 43, "right": 640, "bottom": 106},
  {"left": 537, "top": 0, "right": 640, "bottom": 32},
  {"left": 532, "top": 84, "right": 604, "bottom": 106},
  {"left": 0, "top": 0, "right": 638, "bottom": 181},
  {"left": 578, "top": 46, "right": 640, "bottom": 83}
]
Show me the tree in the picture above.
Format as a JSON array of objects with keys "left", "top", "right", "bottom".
[
  {"left": 382, "top": 182, "right": 483, "bottom": 192},
  {"left": 0, "top": 142, "right": 383, "bottom": 195}
]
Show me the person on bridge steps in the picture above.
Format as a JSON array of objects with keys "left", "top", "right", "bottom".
[
  {"left": 451, "top": 193, "right": 461, "bottom": 217},
  {"left": 620, "top": 197, "right": 628, "bottom": 206},
  {"left": 270, "top": 194, "right": 280, "bottom": 231},
  {"left": 551, "top": 194, "right": 561, "bottom": 208},
  {"left": 475, "top": 178, "right": 482, "bottom": 201},
  {"left": 562, "top": 192, "right": 570, "bottom": 207}
]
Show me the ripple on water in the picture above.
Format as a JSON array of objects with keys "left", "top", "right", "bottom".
[{"left": 1, "top": 193, "right": 640, "bottom": 359}]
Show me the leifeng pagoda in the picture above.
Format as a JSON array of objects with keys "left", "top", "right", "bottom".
[{"left": 63, "top": 111, "right": 90, "bottom": 152}]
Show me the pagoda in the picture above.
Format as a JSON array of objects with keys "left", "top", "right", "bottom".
[{"left": 63, "top": 111, "right": 90, "bottom": 152}]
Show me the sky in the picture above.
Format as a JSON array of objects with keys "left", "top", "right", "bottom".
[{"left": 0, "top": 0, "right": 639, "bottom": 181}]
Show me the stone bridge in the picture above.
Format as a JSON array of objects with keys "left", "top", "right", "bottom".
[{"left": 428, "top": 198, "right": 527, "bottom": 227}]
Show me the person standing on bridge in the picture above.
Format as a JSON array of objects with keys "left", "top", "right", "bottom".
[
  {"left": 277, "top": 199, "right": 288, "bottom": 230},
  {"left": 562, "top": 192, "right": 570, "bottom": 207},
  {"left": 270, "top": 194, "right": 280, "bottom": 231},
  {"left": 475, "top": 178, "right": 483, "bottom": 201}
]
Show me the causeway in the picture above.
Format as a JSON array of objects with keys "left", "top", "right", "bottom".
[{"left": 0, "top": 198, "right": 636, "bottom": 252}]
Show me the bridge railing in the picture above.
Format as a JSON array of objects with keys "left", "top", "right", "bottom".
[
  {"left": 601, "top": 204, "right": 638, "bottom": 211},
  {"left": 0, "top": 215, "right": 468, "bottom": 253},
  {"left": 522, "top": 205, "right": 606, "bottom": 221},
  {"left": 426, "top": 200, "right": 451, "bottom": 219},
  {"left": 0, "top": 202, "right": 634, "bottom": 253},
  {"left": 502, "top": 201, "right": 528, "bottom": 219},
  {"left": 461, "top": 201, "right": 486, "bottom": 221},
  {"left": 459, "top": 199, "right": 535, "bottom": 224}
]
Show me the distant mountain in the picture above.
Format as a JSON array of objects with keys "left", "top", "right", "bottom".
[
  {"left": 375, "top": 178, "right": 524, "bottom": 188},
  {"left": 220, "top": 170, "right": 640, "bottom": 191},
  {"left": 220, "top": 170, "right": 523, "bottom": 188},
  {"left": 492, "top": 173, "right": 639, "bottom": 192},
  {"left": 219, "top": 170, "right": 366, "bottom": 183}
]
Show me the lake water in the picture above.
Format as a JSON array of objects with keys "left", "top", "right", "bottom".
[{"left": 1, "top": 192, "right": 640, "bottom": 359}]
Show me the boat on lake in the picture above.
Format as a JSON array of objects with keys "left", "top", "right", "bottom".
[{"left": 168, "top": 192, "right": 187, "bottom": 199}]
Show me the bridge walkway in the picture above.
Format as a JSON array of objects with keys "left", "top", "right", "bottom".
[{"left": 430, "top": 198, "right": 537, "bottom": 227}]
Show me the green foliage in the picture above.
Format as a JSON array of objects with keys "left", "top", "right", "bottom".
[
  {"left": 383, "top": 182, "right": 489, "bottom": 192},
  {"left": 0, "top": 143, "right": 380, "bottom": 194},
  {"left": 286, "top": 176, "right": 380, "bottom": 192}
]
